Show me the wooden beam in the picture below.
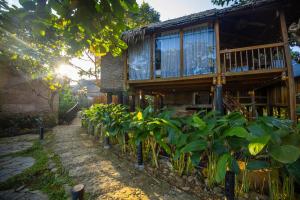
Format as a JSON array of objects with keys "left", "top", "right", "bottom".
[
  {"left": 220, "top": 42, "right": 284, "bottom": 54},
  {"left": 180, "top": 30, "right": 184, "bottom": 77},
  {"left": 279, "top": 11, "right": 296, "bottom": 122},
  {"left": 150, "top": 34, "right": 154, "bottom": 80},
  {"left": 215, "top": 20, "right": 222, "bottom": 81}
]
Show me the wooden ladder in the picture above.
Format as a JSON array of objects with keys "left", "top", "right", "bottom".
[{"left": 223, "top": 93, "right": 251, "bottom": 119}]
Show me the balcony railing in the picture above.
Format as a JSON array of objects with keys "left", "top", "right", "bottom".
[{"left": 220, "top": 43, "right": 286, "bottom": 73}]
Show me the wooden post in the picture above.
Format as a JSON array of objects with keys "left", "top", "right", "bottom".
[
  {"left": 107, "top": 92, "right": 112, "bottom": 104},
  {"left": 249, "top": 90, "right": 257, "bottom": 120},
  {"left": 71, "top": 184, "right": 84, "bottom": 200},
  {"left": 214, "top": 20, "right": 224, "bottom": 115},
  {"left": 104, "top": 92, "right": 113, "bottom": 149},
  {"left": 279, "top": 11, "right": 296, "bottom": 122},
  {"left": 180, "top": 29, "right": 184, "bottom": 77},
  {"left": 118, "top": 92, "right": 123, "bottom": 104},
  {"left": 136, "top": 90, "right": 144, "bottom": 170}
]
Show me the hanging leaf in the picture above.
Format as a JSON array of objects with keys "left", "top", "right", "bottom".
[
  {"left": 269, "top": 145, "right": 300, "bottom": 164},
  {"left": 215, "top": 153, "right": 230, "bottom": 183},
  {"left": 223, "top": 126, "right": 249, "bottom": 138},
  {"left": 248, "top": 134, "right": 270, "bottom": 156},
  {"left": 180, "top": 139, "right": 207, "bottom": 153}
]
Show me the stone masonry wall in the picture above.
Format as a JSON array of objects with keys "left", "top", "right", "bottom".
[
  {"left": 0, "top": 66, "right": 58, "bottom": 126},
  {"left": 100, "top": 53, "right": 125, "bottom": 93}
]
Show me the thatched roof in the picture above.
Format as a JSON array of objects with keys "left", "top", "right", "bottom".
[{"left": 122, "top": 0, "right": 283, "bottom": 44}]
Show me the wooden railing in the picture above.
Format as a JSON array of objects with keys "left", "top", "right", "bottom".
[{"left": 220, "top": 43, "right": 286, "bottom": 73}]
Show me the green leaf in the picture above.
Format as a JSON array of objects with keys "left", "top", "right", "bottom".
[
  {"left": 286, "top": 158, "right": 300, "bottom": 184},
  {"left": 247, "top": 123, "right": 266, "bottom": 137},
  {"left": 39, "top": 30, "right": 46, "bottom": 37},
  {"left": 269, "top": 145, "right": 300, "bottom": 164},
  {"left": 248, "top": 134, "right": 270, "bottom": 156},
  {"left": 246, "top": 161, "right": 270, "bottom": 170},
  {"left": 180, "top": 140, "right": 207, "bottom": 153},
  {"left": 215, "top": 153, "right": 230, "bottom": 183},
  {"left": 191, "top": 115, "right": 206, "bottom": 129},
  {"left": 223, "top": 127, "right": 249, "bottom": 138}
]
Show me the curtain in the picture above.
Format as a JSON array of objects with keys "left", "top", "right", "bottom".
[
  {"left": 128, "top": 37, "right": 150, "bottom": 80},
  {"left": 183, "top": 25, "right": 216, "bottom": 76},
  {"left": 156, "top": 32, "right": 180, "bottom": 78}
]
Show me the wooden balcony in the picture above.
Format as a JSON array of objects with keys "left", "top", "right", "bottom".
[{"left": 220, "top": 43, "right": 286, "bottom": 75}]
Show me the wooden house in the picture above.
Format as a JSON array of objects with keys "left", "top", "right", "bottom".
[{"left": 100, "top": 0, "right": 300, "bottom": 121}]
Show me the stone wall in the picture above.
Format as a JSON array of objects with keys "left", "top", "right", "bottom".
[
  {"left": 0, "top": 67, "right": 59, "bottom": 127},
  {"left": 100, "top": 53, "right": 125, "bottom": 93}
]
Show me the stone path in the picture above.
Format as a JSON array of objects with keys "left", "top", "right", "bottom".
[
  {"left": 51, "top": 117, "right": 198, "bottom": 200},
  {"left": 0, "top": 134, "right": 48, "bottom": 200},
  {"left": 0, "top": 134, "right": 37, "bottom": 156},
  {"left": 0, "top": 156, "right": 35, "bottom": 182},
  {"left": 0, "top": 188, "right": 48, "bottom": 200}
]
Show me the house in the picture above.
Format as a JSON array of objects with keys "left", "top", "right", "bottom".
[{"left": 101, "top": 0, "right": 300, "bottom": 121}]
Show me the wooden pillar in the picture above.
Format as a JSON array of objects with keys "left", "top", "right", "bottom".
[
  {"left": 249, "top": 90, "right": 257, "bottom": 120},
  {"left": 107, "top": 92, "right": 112, "bottom": 104},
  {"left": 130, "top": 94, "right": 136, "bottom": 112},
  {"left": 279, "top": 11, "right": 296, "bottom": 122},
  {"left": 214, "top": 20, "right": 224, "bottom": 115},
  {"left": 118, "top": 92, "right": 123, "bottom": 104}
]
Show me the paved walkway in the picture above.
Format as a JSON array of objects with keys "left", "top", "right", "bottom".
[
  {"left": 0, "top": 134, "right": 37, "bottom": 156},
  {"left": 0, "top": 134, "right": 48, "bottom": 200},
  {"left": 51, "top": 117, "right": 198, "bottom": 200},
  {"left": 0, "top": 157, "right": 35, "bottom": 182}
]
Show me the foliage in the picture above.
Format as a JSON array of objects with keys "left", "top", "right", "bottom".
[
  {"left": 59, "top": 86, "right": 77, "bottom": 120},
  {"left": 82, "top": 103, "right": 300, "bottom": 197},
  {"left": 127, "top": 2, "right": 160, "bottom": 28}
]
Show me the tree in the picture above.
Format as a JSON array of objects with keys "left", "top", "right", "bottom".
[
  {"left": 127, "top": 2, "right": 160, "bottom": 28},
  {"left": 63, "top": 2, "right": 160, "bottom": 87}
]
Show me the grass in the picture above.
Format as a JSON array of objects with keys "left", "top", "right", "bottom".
[{"left": 0, "top": 135, "right": 74, "bottom": 200}]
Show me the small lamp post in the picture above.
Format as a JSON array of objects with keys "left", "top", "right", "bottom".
[
  {"left": 225, "top": 171, "right": 235, "bottom": 200},
  {"left": 39, "top": 126, "right": 44, "bottom": 140}
]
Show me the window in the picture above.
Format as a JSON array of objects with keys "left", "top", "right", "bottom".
[
  {"left": 155, "top": 32, "right": 180, "bottom": 78},
  {"left": 128, "top": 37, "right": 150, "bottom": 80},
  {"left": 183, "top": 25, "right": 216, "bottom": 76}
]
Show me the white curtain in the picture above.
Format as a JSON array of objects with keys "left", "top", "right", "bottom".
[
  {"left": 128, "top": 37, "right": 150, "bottom": 80},
  {"left": 183, "top": 25, "right": 216, "bottom": 76},
  {"left": 156, "top": 32, "right": 180, "bottom": 78}
]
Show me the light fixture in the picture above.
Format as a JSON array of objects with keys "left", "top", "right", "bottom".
[
  {"left": 281, "top": 71, "right": 288, "bottom": 81},
  {"left": 222, "top": 73, "right": 226, "bottom": 84},
  {"left": 213, "top": 77, "right": 217, "bottom": 85}
]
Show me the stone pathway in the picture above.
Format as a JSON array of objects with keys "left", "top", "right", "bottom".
[
  {"left": 0, "top": 188, "right": 48, "bottom": 200},
  {"left": 0, "top": 134, "right": 37, "bottom": 156},
  {"left": 0, "top": 134, "right": 47, "bottom": 200},
  {"left": 51, "top": 117, "right": 198, "bottom": 200},
  {"left": 0, "top": 157, "right": 35, "bottom": 182}
]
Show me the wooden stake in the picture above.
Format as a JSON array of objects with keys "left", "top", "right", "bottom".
[{"left": 71, "top": 184, "right": 84, "bottom": 200}]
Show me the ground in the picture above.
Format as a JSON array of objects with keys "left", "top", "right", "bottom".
[
  {"left": 0, "top": 117, "right": 204, "bottom": 200},
  {"left": 50, "top": 117, "right": 198, "bottom": 200}
]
